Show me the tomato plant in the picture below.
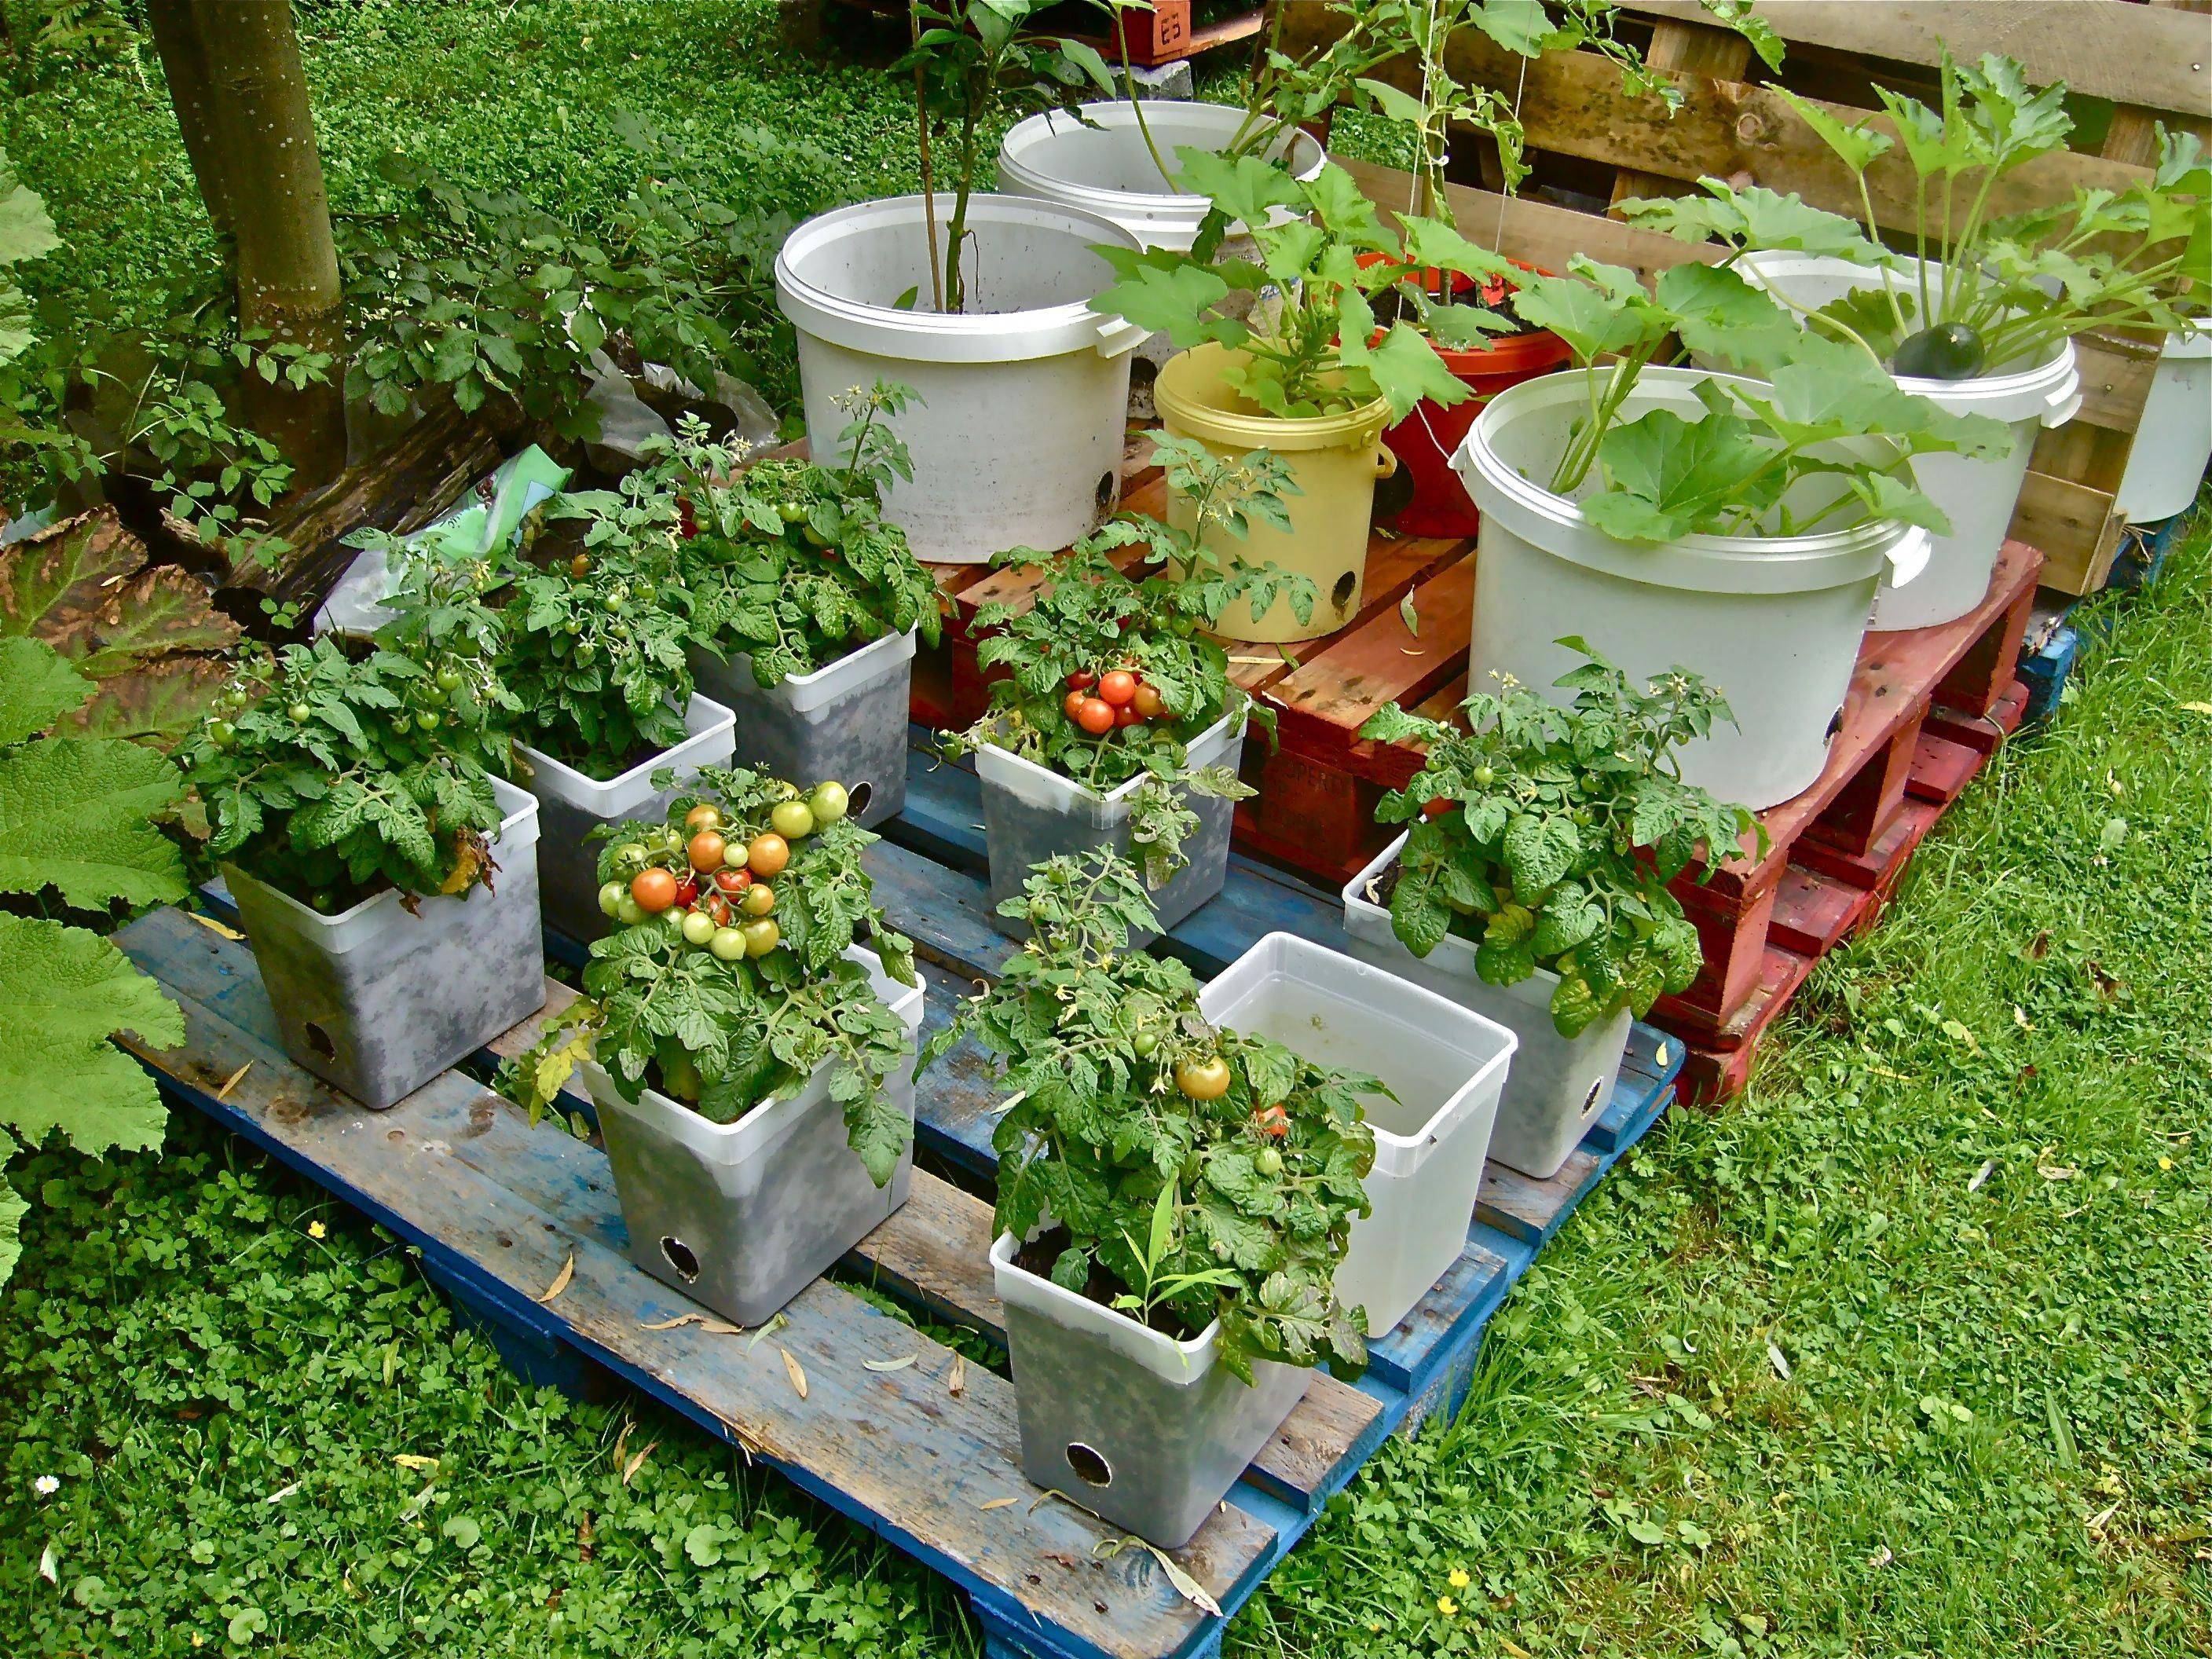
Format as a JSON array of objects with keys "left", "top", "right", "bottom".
[
  {"left": 921, "top": 849, "right": 1378, "bottom": 1384},
  {"left": 507, "top": 766, "right": 918, "bottom": 1185},
  {"left": 1361, "top": 646, "right": 1763, "bottom": 1038},
  {"left": 943, "top": 441, "right": 1302, "bottom": 885},
  {"left": 181, "top": 636, "right": 516, "bottom": 911}
]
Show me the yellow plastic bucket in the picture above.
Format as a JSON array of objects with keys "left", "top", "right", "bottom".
[{"left": 1154, "top": 342, "right": 1394, "bottom": 645}]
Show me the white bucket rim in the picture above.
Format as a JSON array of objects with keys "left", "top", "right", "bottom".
[
  {"left": 775, "top": 193, "right": 1147, "bottom": 365},
  {"left": 997, "top": 101, "right": 1326, "bottom": 222}
]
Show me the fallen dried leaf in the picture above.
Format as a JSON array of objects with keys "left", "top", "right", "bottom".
[
  {"left": 536, "top": 1252, "right": 575, "bottom": 1304},
  {"left": 864, "top": 1355, "right": 917, "bottom": 1373},
  {"left": 1869, "top": 1544, "right": 1892, "bottom": 1567},
  {"left": 1145, "top": 1543, "right": 1221, "bottom": 1617},
  {"left": 947, "top": 1353, "right": 966, "bottom": 1396},
  {"left": 393, "top": 1454, "right": 439, "bottom": 1473},
  {"left": 640, "top": 1311, "right": 744, "bottom": 1334},
  {"left": 1766, "top": 1342, "right": 1790, "bottom": 1380},
  {"left": 38, "top": 1543, "right": 57, "bottom": 1584},
  {"left": 189, "top": 911, "right": 245, "bottom": 941},
  {"left": 1968, "top": 1158, "right": 1996, "bottom": 1193},
  {"left": 215, "top": 1060, "right": 253, "bottom": 1101},
  {"left": 2179, "top": 701, "right": 2212, "bottom": 716},
  {"left": 2038, "top": 1164, "right": 2078, "bottom": 1181},
  {"left": 621, "top": 1440, "right": 656, "bottom": 1485},
  {"left": 781, "top": 1346, "right": 808, "bottom": 1400},
  {"left": 642, "top": 1313, "right": 705, "bottom": 1331},
  {"left": 263, "top": 1481, "right": 300, "bottom": 1504},
  {"left": 977, "top": 1496, "right": 1018, "bottom": 1511},
  {"left": 1500, "top": 1641, "right": 1534, "bottom": 1659},
  {"left": 747, "top": 1311, "right": 788, "bottom": 1350}
]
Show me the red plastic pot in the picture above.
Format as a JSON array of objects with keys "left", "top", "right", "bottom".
[{"left": 1357, "top": 258, "right": 1571, "bottom": 537}]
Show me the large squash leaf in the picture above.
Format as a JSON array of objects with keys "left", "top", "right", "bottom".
[
  {"left": 0, "top": 635, "right": 93, "bottom": 746},
  {"left": 0, "top": 914, "right": 178, "bottom": 1159},
  {"left": 0, "top": 728, "right": 189, "bottom": 909}
]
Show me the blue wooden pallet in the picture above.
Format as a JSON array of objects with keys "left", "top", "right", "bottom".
[
  {"left": 2018, "top": 500, "right": 2201, "bottom": 720},
  {"left": 126, "top": 804, "right": 1677, "bottom": 1659}
]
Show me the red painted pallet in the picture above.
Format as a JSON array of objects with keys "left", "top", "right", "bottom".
[{"left": 1651, "top": 545, "right": 2042, "bottom": 1103}]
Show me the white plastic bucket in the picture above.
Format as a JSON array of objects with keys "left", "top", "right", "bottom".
[
  {"left": 1735, "top": 254, "right": 2080, "bottom": 631},
  {"left": 1342, "top": 833, "right": 1630, "bottom": 1180},
  {"left": 1199, "top": 932, "right": 1517, "bottom": 1336},
  {"left": 775, "top": 195, "right": 1147, "bottom": 563},
  {"left": 995, "top": 101, "right": 1327, "bottom": 254},
  {"left": 2115, "top": 317, "right": 2212, "bottom": 524},
  {"left": 1454, "top": 365, "right": 1932, "bottom": 810}
]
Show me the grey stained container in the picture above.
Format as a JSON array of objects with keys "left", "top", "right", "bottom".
[
  {"left": 580, "top": 947, "right": 925, "bottom": 1326},
  {"left": 516, "top": 694, "right": 735, "bottom": 945},
  {"left": 1341, "top": 833, "right": 1630, "bottom": 1181},
  {"left": 222, "top": 776, "right": 547, "bottom": 1111},
  {"left": 975, "top": 708, "right": 1243, "bottom": 942},
  {"left": 690, "top": 628, "right": 915, "bottom": 829},
  {"left": 990, "top": 1232, "right": 1310, "bottom": 1549}
]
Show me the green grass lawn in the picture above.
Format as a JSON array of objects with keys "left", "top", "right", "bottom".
[{"left": 4, "top": 6, "right": 2209, "bottom": 1655}]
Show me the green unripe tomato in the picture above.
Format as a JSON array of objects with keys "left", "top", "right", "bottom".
[
  {"left": 602, "top": 592, "right": 626, "bottom": 616},
  {"left": 608, "top": 621, "right": 631, "bottom": 643},
  {"left": 741, "top": 917, "right": 781, "bottom": 958},
  {"left": 597, "top": 881, "right": 627, "bottom": 917},
  {"left": 287, "top": 701, "right": 313, "bottom": 724},
  {"left": 708, "top": 925, "right": 748, "bottom": 961},
  {"left": 1131, "top": 1030, "right": 1159, "bottom": 1057},
  {"left": 615, "top": 895, "right": 646, "bottom": 926},
  {"left": 770, "top": 800, "right": 814, "bottom": 840},
  {"left": 1471, "top": 764, "right": 1496, "bottom": 786},
  {"left": 206, "top": 719, "right": 236, "bottom": 749},
  {"left": 681, "top": 910, "right": 718, "bottom": 946},
  {"left": 1254, "top": 1147, "right": 1284, "bottom": 1178},
  {"left": 562, "top": 617, "right": 582, "bottom": 636},
  {"left": 808, "top": 781, "right": 850, "bottom": 825},
  {"left": 613, "top": 841, "right": 648, "bottom": 872},
  {"left": 415, "top": 710, "right": 441, "bottom": 732},
  {"left": 574, "top": 644, "right": 597, "bottom": 667},
  {"left": 739, "top": 883, "right": 775, "bottom": 917},
  {"left": 417, "top": 683, "right": 445, "bottom": 709},
  {"left": 436, "top": 666, "right": 465, "bottom": 693}
]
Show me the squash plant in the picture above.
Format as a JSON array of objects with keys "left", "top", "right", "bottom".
[
  {"left": 181, "top": 635, "right": 515, "bottom": 912},
  {"left": 651, "top": 385, "right": 944, "bottom": 687},
  {"left": 1760, "top": 55, "right": 2210, "bottom": 379},
  {"left": 1360, "top": 646, "right": 1759, "bottom": 1037},
  {"left": 943, "top": 439, "right": 1295, "bottom": 884},
  {"left": 922, "top": 848, "right": 1376, "bottom": 1382},
  {"left": 509, "top": 765, "right": 918, "bottom": 1185}
]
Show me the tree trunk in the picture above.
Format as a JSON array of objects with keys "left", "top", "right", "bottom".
[{"left": 149, "top": 0, "right": 348, "bottom": 489}]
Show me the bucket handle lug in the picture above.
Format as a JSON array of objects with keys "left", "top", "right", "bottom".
[
  {"left": 2041, "top": 380, "right": 2084, "bottom": 428},
  {"left": 1092, "top": 313, "right": 1149, "bottom": 358},
  {"left": 1884, "top": 524, "right": 1933, "bottom": 588}
]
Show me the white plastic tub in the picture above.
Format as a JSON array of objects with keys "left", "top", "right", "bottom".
[
  {"left": 1199, "top": 932, "right": 1516, "bottom": 1335},
  {"left": 1734, "top": 254, "right": 2080, "bottom": 631},
  {"left": 516, "top": 694, "right": 735, "bottom": 943},
  {"left": 224, "top": 777, "right": 546, "bottom": 1110},
  {"left": 996, "top": 101, "right": 1327, "bottom": 254},
  {"left": 1341, "top": 833, "right": 1631, "bottom": 1180},
  {"left": 690, "top": 628, "right": 915, "bottom": 828},
  {"left": 991, "top": 1231, "right": 1310, "bottom": 1549},
  {"left": 1453, "top": 365, "right": 1932, "bottom": 810},
  {"left": 775, "top": 195, "right": 1147, "bottom": 562},
  {"left": 583, "top": 947, "right": 924, "bottom": 1325},
  {"left": 2116, "top": 317, "right": 2212, "bottom": 524},
  {"left": 973, "top": 707, "right": 1243, "bottom": 939}
]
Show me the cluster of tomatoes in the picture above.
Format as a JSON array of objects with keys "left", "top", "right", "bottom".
[
  {"left": 1168, "top": 1051, "right": 1293, "bottom": 1175},
  {"left": 596, "top": 781, "right": 851, "bottom": 961},
  {"left": 1061, "top": 666, "right": 1174, "bottom": 738}
]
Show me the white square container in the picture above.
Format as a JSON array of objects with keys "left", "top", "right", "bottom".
[
  {"left": 1199, "top": 932, "right": 1516, "bottom": 1335},
  {"left": 990, "top": 1231, "right": 1309, "bottom": 1549},
  {"left": 580, "top": 947, "right": 925, "bottom": 1326},
  {"left": 515, "top": 694, "right": 735, "bottom": 943},
  {"left": 223, "top": 776, "right": 545, "bottom": 1110},
  {"left": 690, "top": 628, "right": 915, "bottom": 828},
  {"left": 1342, "top": 832, "right": 1632, "bottom": 1181},
  {"left": 973, "top": 706, "right": 1243, "bottom": 941}
]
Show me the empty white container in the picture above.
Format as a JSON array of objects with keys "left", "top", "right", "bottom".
[
  {"left": 2115, "top": 316, "right": 2212, "bottom": 524},
  {"left": 224, "top": 777, "right": 545, "bottom": 1110},
  {"left": 1341, "top": 833, "right": 1631, "bottom": 1180},
  {"left": 990, "top": 1230, "right": 1310, "bottom": 1549},
  {"left": 1734, "top": 254, "right": 2081, "bottom": 631},
  {"left": 1453, "top": 365, "right": 1932, "bottom": 811},
  {"left": 974, "top": 707, "right": 1243, "bottom": 940},
  {"left": 1200, "top": 932, "right": 1517, "bottom": 1335},
  {"left": 690, "top": 628, "right": 915, "bottom": 828},
  {"left": 775, "top": 195, "right": 1147, "bottom": 562},
  {"left": 583, "top": 947, "right": 924, "bottom": 1326},
  {"left": 515, "top": 694, "right": 735, "bottom": 944}
]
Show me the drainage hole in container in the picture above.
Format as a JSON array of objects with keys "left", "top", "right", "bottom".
[
  {"left": 1065, "top": 1443, "right": 1113, "bottom": 1488},
  {"left": 660, "top": 1236, "right": 701, "bottom": 1283},
  {"left": 1825, "top": 706, "right": 1846, "bottom": 743},
  {"left": 1331, "top": 570, "right": 1357, "bottom": 612},
  {"left": 304, "top": 1021, "right": 335, "bottom": 1060},
  {"left": 1095, "top": 470, "right": 1119, "bottom": 513},
  {"left": 847, "top": 780, "right": 873, "bottom": 820},
  {"left": 1582, "top": 1078, "right": 1606, "bottom": 1117}
]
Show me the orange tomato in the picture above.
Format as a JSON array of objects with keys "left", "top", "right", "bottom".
[
  {"left": 1075, "top": 698, "right": 1116, "bottom": 736},
  {"left": 746, "top": 832, "right": 791, "bottom": 877},
  {"left": 630, "top": 866, "right": 679, "bottom": 914},
  {"left": 1097, "top": 669, "right": 1137, "bottom": 708},
  {"left": 1132, "top": 683, "right": 1166, "bottom": 720},
  {"left": 687, "top": 830, "right": 727, "bottom": 873},
  {"left": 1064, "top": 690, "right": 1090, "bottom": 722}
]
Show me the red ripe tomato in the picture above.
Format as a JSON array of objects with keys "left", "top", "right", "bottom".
[
  {"left": 630, "top": 866, "right": 678, "bottom": 914},
  {"left": 1075, "top": 698, "right": 1116, "bottom": 736},
  {"left": 712, "top": 867, "right": 752, "bottom": 895},
  {"left": 1252, "top": 1103, "right": 1291, "bottom": 1139},
  {"left": 1115, "top": 703, "right": 1141, "bottom": 727},
  {"left": 702, "top": 892, "right": 734, "bottom": 928},
  {"left": 672, "top": 874, "right": 700, "bottom": 908},
  {"left": 676, "top": 496, "right": 698, "bottom": 540},
  {"left": 1131, "top": 683, "right": 1166, "bottom": 721},
  {"left": 1064, "top": 690, "right": 1090, "bottom": 721},
  {"left": 1097, "top": 669, "right": 1137, "bottom": 708},
  {"left": 1066, "top": 668, "right": 1097, "bottom": 691},
  {"left": 687, "top": 830, "right": 727, "bottom": 873},
  {"left": 1422, "top": 797, "right": 1452, "bottom": 820}
]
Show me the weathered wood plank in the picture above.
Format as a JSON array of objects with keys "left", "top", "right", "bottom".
[{"left": 115, "top": 908, "right": 1272, "bottom": 1659}]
